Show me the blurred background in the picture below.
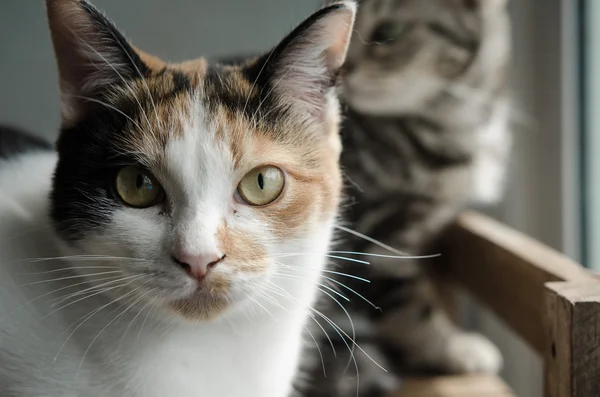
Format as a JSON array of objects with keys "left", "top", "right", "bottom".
[{"left": 0, "top": 1, "right": 595, "bottom": 396}]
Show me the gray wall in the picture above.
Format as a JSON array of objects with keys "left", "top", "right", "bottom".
[{"left": 0, "top": 0, "right": 321, "bottom": 139}]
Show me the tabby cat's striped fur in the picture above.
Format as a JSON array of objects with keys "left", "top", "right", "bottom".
[{"left": 295, "top": 0, "right": 511, "bottom": 396}]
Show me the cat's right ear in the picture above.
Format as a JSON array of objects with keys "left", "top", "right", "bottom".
[
  {"left": 244, "top": 1, "right": 356, "bottom": 125},
  {"left": 46, "top": 0, "right": 157, "bottom": 122}
]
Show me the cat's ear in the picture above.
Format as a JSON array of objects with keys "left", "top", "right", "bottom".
[
  {"left": 45, "top": 0, "right": 159, "bottom": 120},
  {"left": 249, "top": 2, "right": 356, "bottom": 122}
]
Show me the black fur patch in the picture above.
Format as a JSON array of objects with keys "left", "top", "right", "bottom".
[
  {"left": 203, "top": 65, "right": 286, "bottom": 129},
  {"left": 0, "top": 125, "right": 51, "bottom": 158},
  {"left": 171, "top": 70, "right": 192, "bottom": 96},
  {"left": 50, "top": 104, "right": 133, "bottom": 242}
]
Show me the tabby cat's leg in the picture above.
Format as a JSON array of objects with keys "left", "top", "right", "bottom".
[{"left": 374, "top": 270, "right": 502, "bottom": 375}]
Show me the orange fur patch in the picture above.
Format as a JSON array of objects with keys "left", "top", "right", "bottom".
[
  {"left": 216, "top": 221, "right": 267, "bottom": 274},
  {"left": 169, "top": 273, "right": 232, "bottom": 321}
]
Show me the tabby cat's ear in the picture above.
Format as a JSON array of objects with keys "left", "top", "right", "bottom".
[
  {"left": 248, "top": 2, "right": 356, "bottom": 122},
  {"left": 45, "top": 0, "right": 156, "bottom": 120}
]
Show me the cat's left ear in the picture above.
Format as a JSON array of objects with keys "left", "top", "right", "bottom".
[
  {"left": 247, "top": 2, "right": 356, "bottom": 123},
  {"left": 45, "top": 0, "right": 162, "bottom": 121}
]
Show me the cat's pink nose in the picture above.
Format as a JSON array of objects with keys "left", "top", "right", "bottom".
[{"left": 172, "top": 252, "right": 225, "bottom": 281}]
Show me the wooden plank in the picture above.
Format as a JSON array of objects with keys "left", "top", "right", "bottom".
[
  {"left": 545, "top": 282, "right": 573, "bottom": 397},
  {"left": 395, "top": 375, "right": 514, "bottom": 397},
  {"left": 437, "top": 211, "right": 591, "bottom": 354},
  {"left": 544, "top": 281, "right": 600, "bottom": 397}
]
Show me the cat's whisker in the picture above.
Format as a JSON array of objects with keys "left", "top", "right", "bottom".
[
  {"left": 254, "top": 289, "right": 284, "bottom": 309},
  {"left": 275, "top": 265, "right": 378, "bottom": 310},
  {"left": 304, "top": 322, "right": 328, "bottom": 377},
  {"left": 305, "top": 294, "right": 361, "bottom": 385},
  {"left": 100, "top": 289, "right": 141, "bottom": 323},
  {"left": 52, "top": 282, "right": 144, "bottom": 363},
  {"left": 77, "top": 285, "right": 157, "bottom": 378},
  {"left": 2, "top": 222, "right": 55, "bottom": 242},
  {"left": 270, "top": 249, "right": 439, "bottom": 262},
  {"left": 254, "top": 285, "right": 328, "bottom": 377},
  {"left": 51, "top": 273, "right": 145, "bottom": 307},
  {"left": 268, "top": 270, "right": 386, "bottom": 376},
  {"left": 304, "top": 287, "right": 384, "bottom": 391},
  {"left": 315, "top": 300, "right": 386, "bottom": 370},
  {"left": 273, "top": 253, "right": 370, "bottom": 265},
  {"left": 275, "top": 263, "right": 371, "bottom": 283},
  {"left": 245, "top": 293, "right": 276, "bottom": 320},
  {"left": 315, "top": 285, "right": 362, "bottom": 380},
  {"left": 0, "top": 274, "right": 124, "bottom": 323},
  {"left": 137, "top": 291, "right": 165, "bottom": 341},
  {"left": 24, "top": 254, "right": 147, "bottom": 263},
  {"left": 262, "top": 281, "right": 337, "bottom": 358},
  {"left": 20, "top": 266, "right": 121, "bottom": 275},
  {"left": 44, "top": 275, "right": 147, "bottom": 319},
  {"left": 323, "top": 276, "right": 380, "bottom": 311},
  {"left": 353, "top": 28, "right": 378, "bottom": 46},
  {"left": 271, "top": 272, "right": 359, "bottom": 368},
  {"left": 342, "top": 171, "right": 365, "bottom": 193},
  {"left": 327, "top": 251, "right": 440, "bottom": 260},
  {"left": 334, "top": 224, "right": 407, "bottom": 255},
  {"left": 19, "top": 270, "right": 126, "bottom": 287},
  {"left": 273, "top": 273, "right": 350, "bottom": 303},
  {"left": 120, "top": 287, "right": 160, "bottom": 347}
]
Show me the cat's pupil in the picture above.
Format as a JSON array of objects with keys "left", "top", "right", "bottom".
[
  {"left": 136, "top": 174, "right": 152, "bottom": 191},
  {"left": 257, "top": 173, "right": 264, "bottom": 190},
  {"left": 371, "top": 21, "right": 404, "bottom": 43},
  {"left": 136, "top": 174, "right": 144, "bottom": 190}
]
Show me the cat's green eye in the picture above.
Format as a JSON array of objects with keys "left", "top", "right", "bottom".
[
  {"left": 115, "top": 166, "right": 164, "bottom": 208},
  {"left": 237, "top": 166, "right": 285, "bottom": 206},
  {"left": 370, "top": 21, "right": 405, "bottom": 44}
]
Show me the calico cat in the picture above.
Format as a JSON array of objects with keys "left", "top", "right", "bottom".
[
  {"left": 295, "top": 0, "right": 511, "bottom": 396},
  {"left": 0, "top": 1, "right": 356, "bottom": 396}
]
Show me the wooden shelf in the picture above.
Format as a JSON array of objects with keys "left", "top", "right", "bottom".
[
  {"left": 390, "top": 211, "right": 600, "bottom": 397},
  {"left": 396, "top": 375, "right": 515, "bottom": 397}
]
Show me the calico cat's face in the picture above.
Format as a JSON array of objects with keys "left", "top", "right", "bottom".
[
  {"left": 343, "top": 0, "right": 506, "bottom": 115},
  {"left": 46, "top": 0, "right": 355, "bottom": 321}
]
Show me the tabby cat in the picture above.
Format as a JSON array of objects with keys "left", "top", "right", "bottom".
[
  {"left": 294, "top": 0, "right": 512, "bottom": 396},
  {"left": 0, "top": 1, "right": 356, "bottom": 396}
]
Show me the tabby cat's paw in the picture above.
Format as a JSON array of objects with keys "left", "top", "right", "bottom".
[{"left": 442, "top": 332, "right": 503, "bottom": 374}]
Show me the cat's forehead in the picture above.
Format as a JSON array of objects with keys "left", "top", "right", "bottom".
[{"left": 106, "top": 61, "right": 324, "bottom": 177}]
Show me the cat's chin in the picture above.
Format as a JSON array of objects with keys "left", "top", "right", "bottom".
[
  {"left": 165, "top": 277, "right": 234, "bottom": 322},
  {"left": 167, "top": 293, "right": 231, "bottom": 322}
]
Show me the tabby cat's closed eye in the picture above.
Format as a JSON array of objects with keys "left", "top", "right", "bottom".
[{"left": 370, "top": 21, "right": 406, "bottom": 44}]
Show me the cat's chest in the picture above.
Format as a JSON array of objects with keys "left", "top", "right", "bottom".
[{"left": 119, "top": 317, "right": 302, "bottom": 397}]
